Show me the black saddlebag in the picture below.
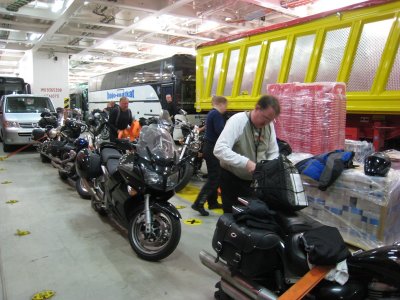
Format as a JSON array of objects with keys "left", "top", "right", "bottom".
[{"left": 212, "top": 214, "right": 282, "bottom": 278}]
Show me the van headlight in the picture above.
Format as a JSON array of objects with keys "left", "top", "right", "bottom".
[{"left": 4, "top": 121, "right": 20, "bottom": 128}]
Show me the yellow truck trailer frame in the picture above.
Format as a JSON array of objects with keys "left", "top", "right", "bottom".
[{"left": 195, "top": 0, "right": 400, "bottom": 149}]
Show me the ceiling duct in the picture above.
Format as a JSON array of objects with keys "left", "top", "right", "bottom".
[{"left": 6, "top": 0, "right": 35, "bottom": 12}]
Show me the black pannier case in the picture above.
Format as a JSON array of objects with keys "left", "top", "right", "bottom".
[{"left": 212, "top": 214, "right": 282, "bottom": 278}]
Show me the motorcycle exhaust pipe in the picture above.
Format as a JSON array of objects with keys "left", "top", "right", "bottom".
[
  {"left": 199, "top": 250, "right": 278, "bottom": 300},
  {"left": 52, "top": 151, "right": 76, "bottom": 165},
  {"left": 81, "top": 178, "right": 102, "bottom": 202},
  {"left": 220, "top": 279, "right": 252, "bottom": 300}
]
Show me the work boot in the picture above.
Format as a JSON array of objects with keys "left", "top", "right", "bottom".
[
  {"left": 208, "top": 203, "right": 223, "bottom": 210},
  {"left": 191, "top": 203, "right": 209, "bottom": 216}
]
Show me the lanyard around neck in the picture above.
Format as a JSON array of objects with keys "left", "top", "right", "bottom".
[{"left": 248, "top": 111, "right": 262, "bottom": 162}]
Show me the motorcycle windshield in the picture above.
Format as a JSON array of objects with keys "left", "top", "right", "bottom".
[{"left": 137, "top": 124, "right": 177, "bottom": 161}]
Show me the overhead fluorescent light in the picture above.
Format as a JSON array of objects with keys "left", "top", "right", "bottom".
[
  {"left": 51, "top": 0, "right": 64, "bottom": 13},
  {"left": 29, "top": 33, "right": 43, "bottom": 41}
]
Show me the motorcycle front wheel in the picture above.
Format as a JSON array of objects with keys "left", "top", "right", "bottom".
[
  {"left": 128, "top": 205, "right": 181, "bottom": 261},
  {"left": 174, "top": 162, "right": 194, "bottom": 192},
  {"left": 75, "top": 177, "right": 91, "bottom": 199}
]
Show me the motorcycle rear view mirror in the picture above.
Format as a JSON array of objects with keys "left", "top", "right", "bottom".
[{"left": 178, "top": 109, "right": 187, "bottom": 116}]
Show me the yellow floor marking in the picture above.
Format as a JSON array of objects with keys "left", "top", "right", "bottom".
[
  {"left": 15, "top": 229, "right": 31, "bottom": 236},
  {"left": 6, "top": 200, "right": 18, "bottom": 204},
  {"left": 183, "top": 218, "right": 203, "bottom": 226},
  {"left": 1, "top": 180, "right": 12, "bottom": 184},
  {"left": 177, "top": 184, "right": 223, "bottom": 214},
  {"left": 32, "top": 290, "right": 55, "bottom": 300}
]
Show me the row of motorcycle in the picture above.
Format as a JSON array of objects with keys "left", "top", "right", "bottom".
[
  {"left": 31, "top": 108, "right": 204, "bottom": 261},
  {"left": 31, "top": 109, "right": 400, "bottom": 299}
]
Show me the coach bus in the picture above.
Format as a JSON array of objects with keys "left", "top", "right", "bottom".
[
  {"left": 0, "top": 76, "right": 30, "bottom": 98},
  {"left": 195, "top": 0, "right": 400, "bottom": 150},
  {"left": 88, "top": 54, "right": 196, "bottom": 118}
]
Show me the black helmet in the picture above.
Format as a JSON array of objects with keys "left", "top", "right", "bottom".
[
  {"left": 364, "top": 152, "right": 391, "bottom": 177},
  {"left": 75, "top": 148, "right": 102, "bottom": 179}
]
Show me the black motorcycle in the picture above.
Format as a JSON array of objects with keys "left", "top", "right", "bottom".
[
  {"left": 88, "top": 109, "right": 109, "bottom": 140},
  {"left": 76, "top": 122, "right": 186, "bottom": 261},
  {"left": 200, "top": 196, "right": 400, "bottom": 299},
  {"left": 173, "top": 118, "right": 205, "bottom": 192},
  {"left": 32, "top": 116, "right": 90, "bottom": 199}
]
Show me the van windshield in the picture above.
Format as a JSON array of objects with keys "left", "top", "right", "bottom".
[{"left": 5, "top": 97, "right": 54, "bottom": 113}]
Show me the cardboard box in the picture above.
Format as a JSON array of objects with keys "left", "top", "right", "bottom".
[{"left": 301, "top": 166, "right": 400, "bottom": 250}]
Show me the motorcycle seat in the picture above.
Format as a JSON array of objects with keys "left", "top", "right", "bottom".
[
  {"left": 63, "top": 144, "right": 75, "bottom": 152},
  {"left": 106, "top": 158, "right": 120, "bottom": 175},
  {"left": 101, "top": 148, "right": 122, "bottom": 163},
  {"left": 276, "top": 211, "right": 322, "bottom": 234}
]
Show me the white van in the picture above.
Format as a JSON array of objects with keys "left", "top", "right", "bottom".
[{"left": 0, "top": 94, "right": 55, "bottom": 152}]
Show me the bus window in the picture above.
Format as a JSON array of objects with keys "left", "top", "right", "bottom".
[
  {"left": 116, "top": 70, "right": 130, "bottom": 88},
  {"left": 0, "top": 77, "right": 25, "bottom": 98},
  {"left": 181, "top": 80, "right": 196, "bottom": 112},
  {"left": 287, "top": 34, "right": 316, "bottom": 83},
  {"left": 241, "top": 44, "right": 261, "bottom": 95},
  {"left": 224, "top": 49, "right": 240, "bottom": 96},
  {"left": 102, "top": 73, "right": 116, "bottom": 90}
]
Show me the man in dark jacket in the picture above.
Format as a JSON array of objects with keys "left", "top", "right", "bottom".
[
  {"left": 108, "top": 96, "right": 133, "bottom": 142},
  {"left": 163, "top": 94, "right": 180, "bottom": 119}
]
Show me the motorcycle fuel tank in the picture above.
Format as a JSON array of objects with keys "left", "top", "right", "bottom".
[{"left": 348, "top": 243, "right": 400, "bottom": 287}]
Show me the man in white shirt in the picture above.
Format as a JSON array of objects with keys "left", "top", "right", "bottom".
[{"left": 213, "top": 95, "right": 281, "bottom": 213}]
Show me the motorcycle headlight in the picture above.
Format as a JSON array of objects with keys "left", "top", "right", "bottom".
[
  {"left": 167, "top": 171, "right": 179, "bottom": 188},
  {"left": 48, "top": 128, "right": 58, "bottom": 139},
  {"left": 4, "top": 121, "right": 20, "bottom": 128},
  {"left": 144, "top": 169, "right": 162, "bottom": 185},
  {"left": 143, "top": 168, "right": 179, "bottom": 190}
]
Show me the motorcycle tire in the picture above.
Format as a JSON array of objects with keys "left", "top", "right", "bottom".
[
  {"left": 40, "top": 153, "right": 50, "bottom": 163},
  {"left": 91, "top": 196, "right": 107, "bottom": 216},
  {"left": 128, "top": 204, "right": 181, "bottom": 261},
  {"left": 100, "top": 127, "right": 109, "bottom": 140},
  {"left": 214, "top": 281, "right": 233, "bottom": 300},
  {"left": 58, "top": 169, "right": 69, "bottom": 180},
  {"left": 75, "top": 177, "right": 91, "bottom": 200},
  {"left": 174, "top": 162, "right": 194, "bottom": 193}
]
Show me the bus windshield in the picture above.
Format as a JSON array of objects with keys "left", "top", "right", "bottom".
[
  {"left": 0, "top": 77, "right": 25, "bottom": 98},
  {"left": 5, "top": 97, "right": 54, "bottom": 113}
]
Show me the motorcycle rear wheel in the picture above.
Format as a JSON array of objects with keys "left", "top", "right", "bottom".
[
  {"left": 128, "top": 205, "right": 181, "bottom": 261},
  {"left": 40, "top": 153, "right": 50, "bottom": 163}
]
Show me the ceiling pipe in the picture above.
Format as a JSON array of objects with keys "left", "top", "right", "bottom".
[{"left": 6, "top": 0, "right": 35, "bottom": 12}]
